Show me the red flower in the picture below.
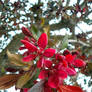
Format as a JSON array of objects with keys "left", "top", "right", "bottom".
[
  {"left": 21, "top": 33, "right": 55, "bottom": 69},
  {"left": 20, "top": 27, "right": 86, "bottom": 92}
]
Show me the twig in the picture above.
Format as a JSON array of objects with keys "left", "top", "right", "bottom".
[{"left": 68, "top": 39, "right": 90, "bottom": 47}]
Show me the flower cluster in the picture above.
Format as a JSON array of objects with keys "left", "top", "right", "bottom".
[{"left": 20, "top": 27, "right": 86, "bottom": 92}]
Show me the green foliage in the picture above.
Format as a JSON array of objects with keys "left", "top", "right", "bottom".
[{"left": 61, "top": 34, "right": 68, "bottom": 49}]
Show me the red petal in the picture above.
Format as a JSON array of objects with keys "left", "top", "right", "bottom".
[
  {"left": 65, "top": 68, "right": 76, "bottom": 76},
  {"left": 23, "top": 54, "right": 37, "bottom": 62},
  {"left": 37, "top": 57, "right": 44, "bottom": 68},
  {"left": 43, "top": 48, "right": 56, "bottom": 57},
  {"left": 65, "top": 54, "right": 76, "bottom": 63},
  {"left": 44, "top": 60, "right": 52, "bottom": 68},
  {"left": 55, "top": 53, "right": 65, "bottom": 61},
  {"left": 58, "top": 70, "right": 67, "bottom": 79},
  {"left": 48, "top": 75, "right": 59, "bottom": 88},
  {"left": 21, "top": 40, "right": 38, "bottom": 52},
  {"left": 58, "top": 85, "right": 84, "bottom": 92},
  {"left": 62, "top": 60, "right": 68, "bottom": 67},
  {"left": 22, "top": 27, "right": 32, "bottom": 37},
  {"left": 38, "top": 33, "right": 48, "bottom": 49},
  {"left": 38, "top": 70, "right": 48, "bottom": 79},
  {"left": 73, "top": 59, "right": 86, "bottom": 67}
]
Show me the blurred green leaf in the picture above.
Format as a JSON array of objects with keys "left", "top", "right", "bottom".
[
  {"left": 31, "top": 25, "right": 41, "bottom": 39},
  {"left": 23, "top": 69, "right": 40, "bottom": 88},
  {"left": 61, "top": 34, "right": 68, "bottom": 49}
]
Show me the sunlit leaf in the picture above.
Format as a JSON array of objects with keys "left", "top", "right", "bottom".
[
  {"left": 43, "top": 26, "right": 50, "bottom": 38},
  {"left": 23, "top": 69, "right": 40, "bottom": 88},
  {"left": 61, "top": 34, "right": 68, "bottom": 49},
  {"left": 41, "top": 18, "right": 45, "bottom": 26},
  {"left": 16, "top": 72, "right": 32, "bottom": 88},
  {"left": 7, "top": 50, "right": 30, "bottom": 67}
]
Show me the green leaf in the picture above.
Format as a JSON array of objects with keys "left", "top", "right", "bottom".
[
  {"left": 31, "top": 25, "right": 41, "bottom": 39},
  {"left": 61, "top": 34, "right": 68, "bottom": 49},
  {"left": 16, "top": 72, "right": 32, "bottom": 88},
  {"left": 43, "top": 26, "right": 50, "bottom": 38},
  {"left": 23, "top": 69, "right": 40, "bottom": 88}
]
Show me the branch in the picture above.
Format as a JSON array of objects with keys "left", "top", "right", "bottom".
[
  {"left": 68, "top": 39, "right": 90, "bottom": 47},
  {"left": 50, "top": 20, "right": 74, "bottom": 31}
]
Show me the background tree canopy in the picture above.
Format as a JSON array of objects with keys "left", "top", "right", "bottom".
[{"left": 0, "top": 0, "right": 92, "bottom": 92}]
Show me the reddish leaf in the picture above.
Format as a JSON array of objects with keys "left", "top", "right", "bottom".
[
  {"left": 58, "top": 70, "right": 67, "bottom": 79},
  {"left": 58, "top": 85, "right": 84, "bottom": 92},
  {"left": 73, "top": 59, "right": 86, "bottom": 68},
  {"left": 6, "top": 67, "right": 18, "bottom": 73},
  {"left": 38, "top": 33, "right": 48, "bottom": 49},
  {"left": 44, "top": 60, "right": 52, "bottom": 68},
  {"left": 48, "top": 75, "right": 59, "bottom": 88},
  {"left": 43, "top": 48, "right": 56, "bottom": 57},
  {"left": 65, "top": 54, "right": 76, "bottom": 63},
  {"left": 22, "top": 27, "right": 32, "bottom": 37},
  {"left": 38, "top": 70, "right": 48, "bottom": 79},
  {"left": 21, "top": 40, "right": 38, "bottom": 52},
  {"left": 37, "top": 57, "right": 44, "bottom": 68},
  {"left": 23, "top": 54, "right": 37, "bottom": 62},
  {"left": 62, "top": 60, "right": 68, "bottom": 67},
  {"left": 24, "top": 36, "right": 30, "bottom": 42},
  {"left": 0, "top": 74, "right": 21, "bottom": 90},
  {"left": 55, "top": 53, "right": 65, "bottom": 61},
  {"left": 65, "top": 68, "right": 76, "bottom": 76}
]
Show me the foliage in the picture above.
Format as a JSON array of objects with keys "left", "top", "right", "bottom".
[{"left": 0, "top": 0, "right": 92, "bottom": 92}]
